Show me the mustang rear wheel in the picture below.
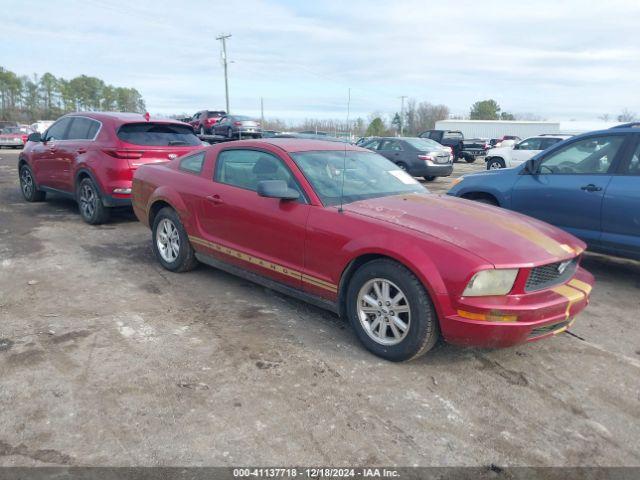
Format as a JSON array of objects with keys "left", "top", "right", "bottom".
[
  {"left": 346, "top": 259, "right": 439, "bottom": 361},
  {"left": 152, "top": 207, "right": 198, "bottom": 272},
  {"left": 19, "top": 165, "right": 46, "bottom": 202}
]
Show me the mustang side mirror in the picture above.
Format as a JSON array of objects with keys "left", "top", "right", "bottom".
[
  {"left": 257, "top": 180, "right": 300, "bottom": 200},
  {"left": 27, "top": 132, "right": 42, "bottom": 142}
]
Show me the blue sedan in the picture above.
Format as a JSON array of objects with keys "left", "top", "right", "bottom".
[{"left": 447, "top": 125, "right": 640, "bottom": 260}]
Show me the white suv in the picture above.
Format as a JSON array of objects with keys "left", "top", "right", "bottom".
[{"left": 485, "top": 135, "right": 572, "bottom": 170}]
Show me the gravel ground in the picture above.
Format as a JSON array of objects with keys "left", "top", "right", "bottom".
[{"left": 0, "top": 149, "right": 639, "bottom": 467}]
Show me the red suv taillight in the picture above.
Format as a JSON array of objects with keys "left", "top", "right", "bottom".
[{"left": 103, "top": 149, "right": 143, "bottom": 159}]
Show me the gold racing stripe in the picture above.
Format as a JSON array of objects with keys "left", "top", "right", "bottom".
[
  {"left": 188, "top": 235, "right": 338, "bottom": 293},
  {"left": 551, "top": 284, "right": 585, "bottom": 320},
  {"left": 568, "top": 278, "right": 593, "bottom": 295}
]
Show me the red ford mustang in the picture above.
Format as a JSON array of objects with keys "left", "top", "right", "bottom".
[{"left": 132, "top": 139, "right": 594, "bottom": 361}]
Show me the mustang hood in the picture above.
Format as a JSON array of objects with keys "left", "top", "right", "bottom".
[{"left": 345, "top": 193, "right": 585, "bottom": 267}]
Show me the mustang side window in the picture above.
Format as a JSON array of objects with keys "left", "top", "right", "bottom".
[
  {"left": 214, "top": 149, "right": 300, "bottom": 194},
  {"left": 537, "top": 135, "right": 625, "bottom": 174},
  {"left": 179, "top": 151, "right": 206, "bottom": 174}
]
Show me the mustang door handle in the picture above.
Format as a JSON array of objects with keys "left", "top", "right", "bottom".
[
  {"left": 580, "top": 184, "right": 602, "bottom": 192},
  {"left": 77, "top": 148, "right": 87, "bottom": 154},
  {"left": 206, "top": 194, "right": 223, "bottom": 205}
]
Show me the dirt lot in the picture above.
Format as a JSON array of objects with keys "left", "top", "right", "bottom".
[{"left": 1, "top": 148, "right": 639, "bottom": 467}]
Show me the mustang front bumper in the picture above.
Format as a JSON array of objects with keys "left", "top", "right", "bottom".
[{"left": 438, "top": 267, "right": 594, "bottom": 348}]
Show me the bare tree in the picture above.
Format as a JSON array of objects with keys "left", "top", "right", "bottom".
[
  {"left": 415, "top": 102, "right": 450, "bottom": 133},
  {"left": 617, "top": 109, "right": 637, "bottom": 122}
]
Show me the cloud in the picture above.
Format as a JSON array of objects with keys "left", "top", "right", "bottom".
[{"left": 3, "top": 0, "right": 639, "bottom": 120}]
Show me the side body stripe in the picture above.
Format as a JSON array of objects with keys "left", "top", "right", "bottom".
[{"left": 188, "top": 235, "right": 338, "bottom": 293}]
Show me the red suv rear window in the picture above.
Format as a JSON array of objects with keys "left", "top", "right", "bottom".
[{"left": 117, "top": 123, "right": 200, "bottom": 146}]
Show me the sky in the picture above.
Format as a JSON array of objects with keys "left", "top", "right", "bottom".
[{"left": 2, "top": 0, "right": 640, "bottom": 122}]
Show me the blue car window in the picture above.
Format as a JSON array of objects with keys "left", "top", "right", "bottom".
[
  {"left": 538, "top": 136, "right": 624, "bottom": 175},
  {"left": 627, "top": 143, "right": 640, "bottom": 175}
]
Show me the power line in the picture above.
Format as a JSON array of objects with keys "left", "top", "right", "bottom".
[{"left": 216, "top": 34, "right": 232, "bottom": 113}]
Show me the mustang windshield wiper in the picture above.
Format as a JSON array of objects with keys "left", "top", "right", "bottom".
[{"left": 168, "top": 140, "right": 187, "bottom": 145}]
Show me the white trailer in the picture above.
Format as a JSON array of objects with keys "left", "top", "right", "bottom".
[{"left": 434, "top": 120, "right": 560, "bottom": 139}]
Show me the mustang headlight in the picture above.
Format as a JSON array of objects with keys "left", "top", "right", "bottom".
[{"left": 462, "top": 269, "right": 519, "bottom": 296}]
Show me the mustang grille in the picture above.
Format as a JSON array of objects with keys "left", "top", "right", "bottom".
[{"left": 525, "top": 258, "right": 578, "bottom": 292}]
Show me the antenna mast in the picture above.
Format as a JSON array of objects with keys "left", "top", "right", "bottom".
[{"left": 338, "top": 88, "right": 351, "bottom": 213}]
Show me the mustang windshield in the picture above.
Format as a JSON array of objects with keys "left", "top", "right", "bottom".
[{"left": 291, "top": 150, "right": 426, "bottom": 206}]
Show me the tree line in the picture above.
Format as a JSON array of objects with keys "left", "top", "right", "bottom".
[{"left": 0, "top": 66, "right": 146, "bottom": 123}]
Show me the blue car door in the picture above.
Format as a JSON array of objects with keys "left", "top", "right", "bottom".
[
  {"left": 510, "top": 133, "right": 629, "bottom": 247},
  {"left": 600, "top": 135, "right": 640, "bottom": 259}
]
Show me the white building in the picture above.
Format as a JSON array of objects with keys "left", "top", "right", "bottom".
[
  {"left": 434, "top": 119, "right": 628, "bottom": 139},
  {"left": 434, "top": 120, "right": 560, "bottom": 139}
]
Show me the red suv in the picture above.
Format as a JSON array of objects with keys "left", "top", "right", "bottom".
[
  {"left": 18, "top": 112, "right": 203, "bottom": 224},
  {"left": 188, "top": 110, "right": 226, "bottom": 135}
]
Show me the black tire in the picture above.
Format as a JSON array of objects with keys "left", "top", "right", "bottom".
[
  {"left": 151, "top": 207, "right": 198, "bottom": 272},
  {"left": 473, "top": 196, "right": 498, "bottom": 206},
  {"left": 19, "top": 164, "right": 46, "bottom": 202},
  {"left": 465, "top": 155, "right": 476, "bottom": 163},
  {"left": 77, "top": 177, "right": 110, "bottom": 225},
  {"left": 346, "top": 259, "right": 439, "bottom": 362},
  {"left": 423, "top": 176, "right": 436, "bottom": 182},
  {"left": 486, "top": 157, "right": 505, "bottom": 170}
]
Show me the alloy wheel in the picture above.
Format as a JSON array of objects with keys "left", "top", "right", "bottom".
[
  {"left": 156, "top": 218, "right": 180, "bottom": 263},
  {"left": 20, "top": 168, "right": 34, "bottom": 198},
  {"left": 488, "top": 160, "right": 502, "bottom": 170},
  {"left": 357, "top": 278, "right": 411, "bottom": 346},
  {"left": 79, "top": 183, "right": 97, "bottom": 219}
]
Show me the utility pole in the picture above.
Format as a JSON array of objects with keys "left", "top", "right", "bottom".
[
  {"left": 260, "top": 97, "right": 264, "bottom": 125},
  {"left": 399, "top": 95, "right": 407, "bottom": 136},
  {"left": 216, "top": 34, "right": 232, "bottom": 113}
]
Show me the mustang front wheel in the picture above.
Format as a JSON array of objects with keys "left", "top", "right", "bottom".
[
  {"left": 152, "top": 207, "right": 198, "bottom": 272},
  {"left": 346, "top": 259, "right": 439, "bottom": 361}
]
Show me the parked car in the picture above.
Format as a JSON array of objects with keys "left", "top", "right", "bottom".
[
  {"left": 361, "top": 137, "right": 453, "bottom": 181},
  {"left": 0, "top": 126, "right": 29, "bottom": 149},
  {"left": 418, "top": 129, "right": 485, "bottom": 163},
  {"left": 213, "top": 115, "right": 262, "bottom": 139},
  {"left": 489, "top": 135, "right": 522, "bottom": 148},
  {"left": 261, "top": 130, "right": 280, "bottom": 138},
  {"left": 189, "top": 110, "right": 226, "bottom": 135},
  {"left": 18, "top": 112, "right": 203, "bottom": 224},
  {"left": 448, "top": 126, "right": 640, "bottom": 260},
  {"left": 485, "top": 134, "right": 572, "bottom": 170},
  {"left": 132, "top": 138, "right": 593, "bottom": 361},
  {"left": 0, "top": 121, "right": 18, "bottom": 131}
]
